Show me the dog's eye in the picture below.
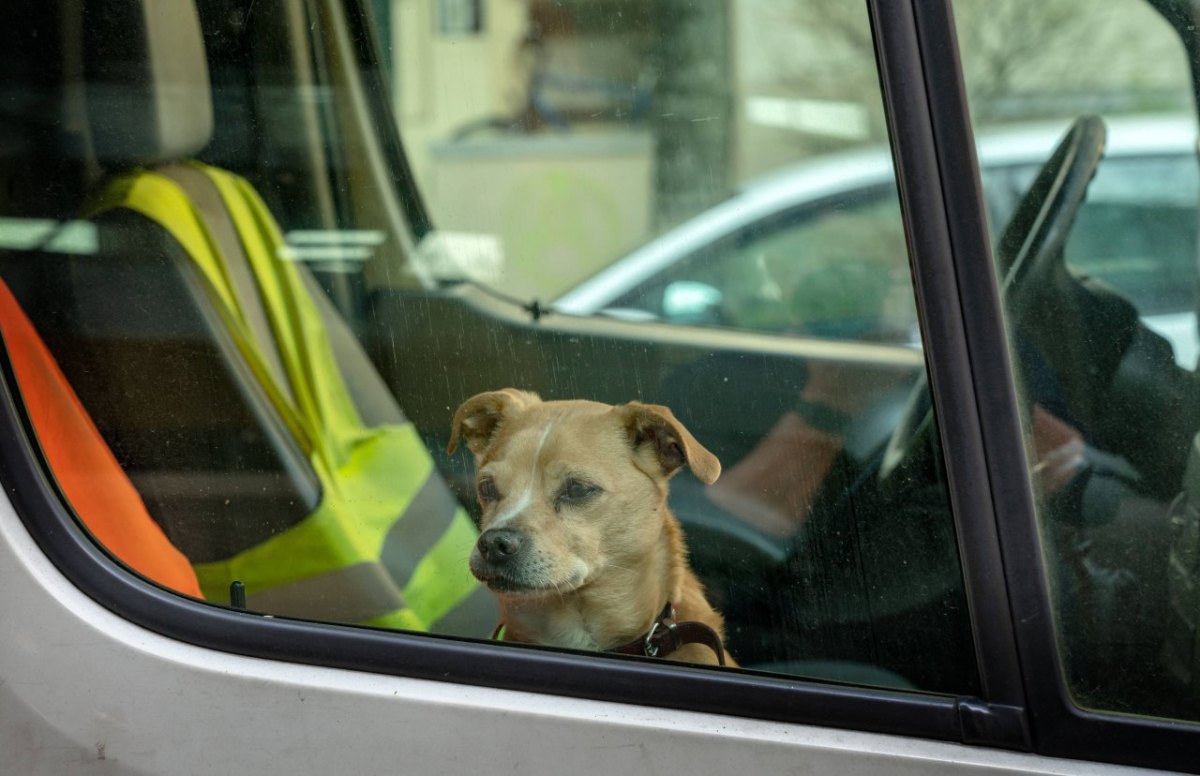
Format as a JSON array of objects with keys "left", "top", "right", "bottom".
[
  {"left": 558, "top": 478, "right": 599, "bottom": 506},
  {"left": 477, "top": 478, "right": 500, "bottom": 503}
]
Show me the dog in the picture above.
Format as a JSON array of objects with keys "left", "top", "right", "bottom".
[{"left": 448, "top": 389, "right": 734, "bottom": 666}]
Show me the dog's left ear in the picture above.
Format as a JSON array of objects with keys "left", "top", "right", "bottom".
[{"left": 619, "top": 402, "right": 721, "bottom": 484}]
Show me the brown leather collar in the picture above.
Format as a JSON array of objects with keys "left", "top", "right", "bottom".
[
  {"left": 492, "top": 602, "right": 726, "bottom": 666},
  {"left": 608, "top": 602, "right": 727, "bottom": 666}
]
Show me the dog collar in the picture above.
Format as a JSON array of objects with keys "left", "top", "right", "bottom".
[
  {"left": 490, "top": 603, "right": 726, "bottom": 666},
  {"left": 608, "top": 602, "right": 727, "bottom": 666}
]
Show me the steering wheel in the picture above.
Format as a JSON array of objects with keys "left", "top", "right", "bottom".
[
  {"left": 878, "top": 116, "right": 1107, "bottom": 483},
  {"left": 745, "top": 116, "right": 1105, "bottom": 678}
]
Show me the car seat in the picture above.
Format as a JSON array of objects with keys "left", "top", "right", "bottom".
[
  {"left": 0, "top": 0, "right": 494, "bottom": 634},
  {"left": 0, "top": 277, "right": 203, "bottom": 598}
]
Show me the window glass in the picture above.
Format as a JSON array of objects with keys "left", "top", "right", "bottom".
[
  {"left": 954, "top": 0, "right": 1200, "bottom": 721},
  {"left": 1005, "top": 155, "right": 1199, "bottom": 351},
  {"left": 602, "top": 191, "right": 919, "bottom": 343},
  {"left": 1, "top": 0, "right": 977, "bottom": 697}
]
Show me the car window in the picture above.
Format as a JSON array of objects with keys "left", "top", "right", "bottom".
[
  {"left": 388, "top": 0, "right": 977, "bottom": 692},
  {"left": 1, "top": 0, "right": 981, "bottom": 708},
  {"left": 955, "top": 0, "right": 1200, "bottom": 723},
  {"left": 383, "top": 0, "right": 982, "bottom": 695},
  {"left": 603, "top": 189, "right": 919, "bottom": 343}
]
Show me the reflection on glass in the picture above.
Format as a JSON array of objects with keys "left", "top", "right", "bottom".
[{"left": 954, "top": 0, "right": 1200, "bottom": 721}]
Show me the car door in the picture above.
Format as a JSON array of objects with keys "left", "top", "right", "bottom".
[{"left": 2, "top": 0, "right": 1200, "bottom": 774}]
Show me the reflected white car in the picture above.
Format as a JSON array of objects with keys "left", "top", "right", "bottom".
[{"left": 556, "top": 114, "right": 1200, "bottom": 367}]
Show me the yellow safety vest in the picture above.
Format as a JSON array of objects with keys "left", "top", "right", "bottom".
[{"left": 89, "top": 164, "right": 480, "bottom": 632}]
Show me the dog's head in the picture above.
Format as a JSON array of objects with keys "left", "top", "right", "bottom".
[{"left": 448, "top": 389, "right": 720, "bottom": 598}]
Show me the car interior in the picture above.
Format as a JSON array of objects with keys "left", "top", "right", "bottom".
[
  {"left": 4, "top": 0, "right": 1200, "bottom": 725},
  {"left": 0, "top": 0, "right": 492, "bottom": 633}
]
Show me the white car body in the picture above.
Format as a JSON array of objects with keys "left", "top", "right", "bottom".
[{"left": 0, "top": 494, "right": 1160, "bottom": 775}]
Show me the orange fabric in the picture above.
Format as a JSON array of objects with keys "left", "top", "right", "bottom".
[{"left": 0, "top": 279, "right": 202, "bottom": 597}]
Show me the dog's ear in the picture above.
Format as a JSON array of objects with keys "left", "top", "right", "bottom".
[
  {"left": 448, "top": 389, "right": 542, "bottom": 456},
  {"left": 619, "top": 402, "right": 721, "bottom": 484}
]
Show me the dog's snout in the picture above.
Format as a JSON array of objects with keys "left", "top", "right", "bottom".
[{"left": 478, "top": 528, "right": 525, "bottom": 563}]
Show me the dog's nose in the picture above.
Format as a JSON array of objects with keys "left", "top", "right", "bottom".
[{"left": 478, "top": 528, "right": 525, "bottom": 563}]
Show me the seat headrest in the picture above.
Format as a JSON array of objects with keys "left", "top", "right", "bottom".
[
  {"left": 0, "top": 4, "right": 96, "bottom": 216},
  {"left": 84, "top": 0, "right": 213, "bottom": 167}
]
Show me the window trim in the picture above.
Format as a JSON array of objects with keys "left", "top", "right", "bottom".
[
  {"left": 869, "top": 0, "right": 1029, "bottom": 718},
  {"left": 894, "top": 0, "right": 1200, "bottom": 770}
]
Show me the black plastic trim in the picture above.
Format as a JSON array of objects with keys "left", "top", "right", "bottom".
[
  {"left": 956, "top": 700, "right": 1031, "bottom": 751},
  {"left": 906, "top": 0, "right": 1200, "bottom": 772},
  {"left": 867, "top": 0, "right": 1028, "bottom": 717}
]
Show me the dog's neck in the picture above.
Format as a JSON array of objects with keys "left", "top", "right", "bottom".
[{"left": 497, "top": 507, "right": 685, "bottom": 652}]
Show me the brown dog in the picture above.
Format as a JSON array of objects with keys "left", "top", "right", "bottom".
[{"left": 448, "top": 389, "right": 734, "bottom": 666}]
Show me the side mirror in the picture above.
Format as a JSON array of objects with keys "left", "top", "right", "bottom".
[{"left": 662, "top": 281, "right": 723, "bottom": 324}]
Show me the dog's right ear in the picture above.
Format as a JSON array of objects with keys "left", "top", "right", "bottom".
[{"left": 448, "top": 389, "right": 541, "bottom": 456}]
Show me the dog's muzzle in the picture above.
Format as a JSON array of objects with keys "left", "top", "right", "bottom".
[
  {"left": 470, "top": 527, "right": 533, "bottom": 589},
  {"left": 476, "top": 528, "right": 525, "bottom": 564}
]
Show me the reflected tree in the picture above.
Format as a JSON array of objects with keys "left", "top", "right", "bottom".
[{"left": 650, "top": 0, "right": 734, "bottom": 229}]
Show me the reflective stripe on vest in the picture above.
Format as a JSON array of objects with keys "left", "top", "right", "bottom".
[{"left": 89, "top": 167, "right": 480, "bottom": 631}]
